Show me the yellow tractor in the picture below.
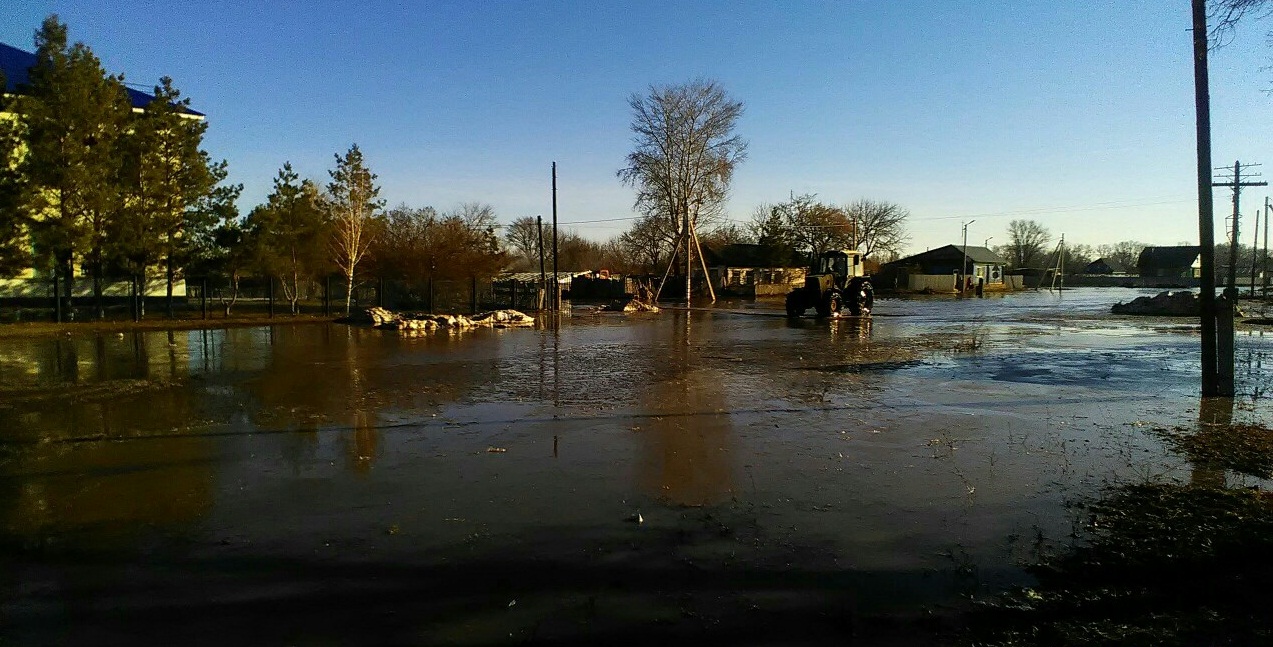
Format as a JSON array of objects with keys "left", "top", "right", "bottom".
[{"left": 785, "top": 249, "right": 874, "bottom": 318}]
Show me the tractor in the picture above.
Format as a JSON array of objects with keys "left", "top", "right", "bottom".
[{"left": 785, "top": 249, "right": 874, "bottom": 318}]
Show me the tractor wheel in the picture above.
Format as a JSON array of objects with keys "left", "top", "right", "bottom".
[
  {"left": 818, "top": 291, "right": 841, "bottom": 318},
  {"left": 785, "top": 292, "right": 803, "bottom": 318},
  {"left": 847, "top": 278, "right": 874, "bottom": 316}
]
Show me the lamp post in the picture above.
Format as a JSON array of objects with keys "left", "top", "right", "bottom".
[
  {"left": 984, "top": 236, "right": 993, "bottom": 249},
  {"left": 961, "top": 220, "right": 976, "bottom": 293}
]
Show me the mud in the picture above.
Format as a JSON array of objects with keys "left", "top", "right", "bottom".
[{"left": 2, "top": 288, "right": 1272, "bottom": 645}]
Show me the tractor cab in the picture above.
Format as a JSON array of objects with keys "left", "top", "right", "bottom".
[{"left": 815, "top": 249, "right": 865, "bottom": 287}]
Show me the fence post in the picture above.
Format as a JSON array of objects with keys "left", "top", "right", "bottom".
[
  {"left": 267, "top": 276, "right": 274, "bottom": 318},
  {"left": 428, "top": 277, "right": 434, "bottom": 314},
  {"left": 324, "top": 275, "right": 331, "bottom": 316},
  {"left": 201, "top": 278, "right": 208, "bottom": 320},
  {"left": 53, "top": 273, "right": 61, "bottom": 323},
  {"left": 511, "top": 280, "right": 517, "bottom": 310},
  {"left": 471, "top": 276, "right": 478, "bottom": 314}
]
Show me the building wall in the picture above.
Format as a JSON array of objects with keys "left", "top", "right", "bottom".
[{"left": 0, "top": 275, "right": 181, "bottom": 298}]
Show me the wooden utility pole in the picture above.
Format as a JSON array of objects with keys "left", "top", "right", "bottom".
[
  {"left": 1192, "top": 0, "right": 1219, "bottom": 396},
  {"left": 1213, "top": 162, "right": 1266, "bottom": 292},
  {"left": 537, "top": 215, "right": 545, "bottom": 310},
  {"left": 1212, "top": 161, "right": 1266, "bottom": 397},
  {"left": 1264, "top": 197, "right": 1270, "bottom": 299},
  {"left": 1252, "top": 209, "right": 1261, "bottom": 296},
  {"left": 551, "top": 162, "right": 558, "bottom": 311}
]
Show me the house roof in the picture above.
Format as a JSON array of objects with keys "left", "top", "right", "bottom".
[
  {"left": 1138, "top": 246, "right": 1200, "bottom": 268},
  {"left": 701, "top": 243, "right": 806, "bottom": 268},
  {"left": 887, "top": 244, "right": 1007, "bottom": 267},
  {"left": 1084, "top": 257, "right": 1127, "bottom": 273},
  {"left": 1, "top": 41, "right": 203, "bottom": 116}
]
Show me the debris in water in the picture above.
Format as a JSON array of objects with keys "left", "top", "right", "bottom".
[{"left": 486, "top": 446, "right": 507, "bottom": 453}]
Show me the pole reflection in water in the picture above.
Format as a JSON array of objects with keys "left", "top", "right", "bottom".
[
  {"left": 636, "top": 310, "right": 736, "bottom": 507},
  {"left": 1191, "top": 397, "right": 1235, "bottom": 488}
]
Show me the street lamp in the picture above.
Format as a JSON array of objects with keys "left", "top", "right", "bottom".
[
  {"left": 984, "top": 236, "right": 993, "bottom": 248},
  {"left": 961, "top": 220, "right": 976, "bottom": 292}
]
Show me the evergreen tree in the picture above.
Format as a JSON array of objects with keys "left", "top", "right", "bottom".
[
  {"left": 326, "top": 145, "right": 383, "bottom": 314},
  {"left": 22, "top": 15, "right": 131, "bottom": 318},
  {"left": 248, "top": 162, "right": 327, "bottom": 313},
  {"left": 127, "top": 76, "right": 223, "bottom": 317}
]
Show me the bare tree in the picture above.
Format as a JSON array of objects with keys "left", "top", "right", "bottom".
[
  {"left": 1004, "top": 219, "right": 1052, "bottom": 269},
  {"left": 842, "top": 198, "right": 909, "bottom": 259},
  {"left": 504, "top": 215, "right": 540, "bottom": 268},
  {"left": 326, "top": 144, "right": 384, "bottom": 314},
  {"left": 1095, "top": 240, "right": 1147, "bottom": 272},
  {"left": 1209, "top": 0, "right": 1273, "bottom": 40},
  {"left": 618, "top": 79, "right": 746, "bottom": 297}
]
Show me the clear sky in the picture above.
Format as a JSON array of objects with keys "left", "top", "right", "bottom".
[{"left": 5, "top": 1, "right": 1273, "bottom": 255}]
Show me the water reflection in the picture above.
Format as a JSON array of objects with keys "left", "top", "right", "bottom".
[{"left": 635, "top": 311, "right": 737, "bottom": 507}]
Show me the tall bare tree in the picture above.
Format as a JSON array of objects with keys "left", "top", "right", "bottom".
[
  {"left": 1004, "top": 219, "right": 1052, "bottom": 269},
  {"left": 326, "top": 144, "right": 384, "bottom": 314},
  {"left": 503, "top": 215, "right": 540, "bottom": 269},
  {"left": 618, "top": 79, "right": 746, "bottom": 298},
  {"left": 843, "top": 198, "right": 909, "bottom": 259}
]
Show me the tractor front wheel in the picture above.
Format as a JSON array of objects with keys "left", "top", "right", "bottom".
[
  {"left": 785, "top": 292, "right": 803, "bottom": 318},
  {"left": 818, "top": 291, "right": 841, "bottom": 318}
]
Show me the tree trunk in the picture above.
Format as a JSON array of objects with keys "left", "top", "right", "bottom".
[
  {"left": 344, "top": 270, "right": 354, "bottom": 315},
  {"left": 165, "top": 247, "right": 175, "bottom": 319}
]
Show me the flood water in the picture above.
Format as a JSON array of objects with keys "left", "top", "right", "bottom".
[{"left": 3, "top": 288, "right": 1272, "bottom": 645}]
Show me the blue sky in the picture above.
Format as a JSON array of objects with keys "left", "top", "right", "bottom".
[{"left": 5, "top": 1, "right": 1273, "bottom": 255}]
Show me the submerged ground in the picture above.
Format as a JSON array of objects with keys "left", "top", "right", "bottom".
[{"left": 2, "top": 288, "right": 1271, "bottom": 645}]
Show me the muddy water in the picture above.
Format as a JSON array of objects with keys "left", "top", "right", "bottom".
[{"left": 3, "top": 288, "right": 1273, "bottom": 644}]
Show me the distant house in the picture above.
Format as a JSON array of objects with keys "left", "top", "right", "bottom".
[
  {"left": 1083, "top": 257, "right": 1128, "bottom": 275},
  {"left": 880, "top": 244, "right": 1008, "bottom": 291},
  {"left": 701, "top": 243, "right": 807, "bottom": 297},
  {"left": 1137, "top": 246, "right": 1201, "bottom": 279}
]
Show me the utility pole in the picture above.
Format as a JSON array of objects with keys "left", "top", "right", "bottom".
[
  {"left": 1264, "top": 197, "right": 1270, "bottom": 299},
  {"left": 961, "top": 220, "right": 975, "bottom": 293},
  {"left": 551, "top": 162, "right": 558, "bottom": 311},
  {"left": 537, "top": 215, "right": 545, "bottom": 310},
  {"left": 684, "top": 197, "right": 692, "bottom": 306},
  {"left": 1213, "top": 162, "right": 1266, "bottom": 293},
  {"left": 1192, "top": 0, "right": 1219, "bottom": 397},
  {"left": 1212, "top": 160, "right": 1266, "bottom": 397},
  {"left": 984, "top": 237, "right": 993, "bottom": 249},
  {"left": 1252, "top": 208, "right": 1261, "bottom": 296}
]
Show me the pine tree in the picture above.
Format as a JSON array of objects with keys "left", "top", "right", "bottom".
[
  {"left": 126, "top": 76, "right": 223, "bottom": 317},
  {"left": 22, "top": 15, "right": 131, "bottom": 318},
  {"left": 248, "top": 163, "right": 327, "bottom": 314},
  {"left": 326, "top": 145, "right": 383, "bottom": 314}
]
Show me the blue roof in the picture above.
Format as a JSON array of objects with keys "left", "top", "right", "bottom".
[{"left": 1, "top": 41, "right": 203, "bottom": 117}]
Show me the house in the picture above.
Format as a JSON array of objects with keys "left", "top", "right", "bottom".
[
  {"left": 879, "top": 244, "right": 1009, "bottom": 291},
  {"left": 1137, "top": 246, "right": 1201, "bottom": 279},
  {"left": 1, "top": 41, "right": 203, "bottom": 301},
  {"left": 1083, "top": 257, "right": 1128, "bottom": 275},
  {"left": 2, "top": 42, "right": 204, "bottom": 116},
  {"left": 701, "top": 243, "right": 808, "bottom": 297}
]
